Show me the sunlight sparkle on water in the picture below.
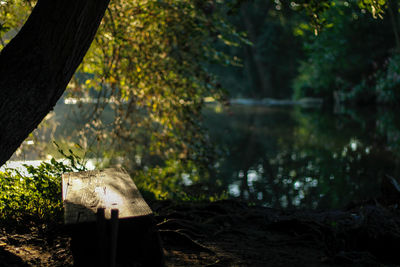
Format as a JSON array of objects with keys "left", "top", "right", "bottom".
[
  {"left": 294, "top": 181, "right": 302, "bottom": 189},
  {"left": 228, "top": 183, "right": 240, "bottom": 197},
  {"left": 247, "top": 170, "right": 259, "bottom": 187},
  {"left": 350, "top": 139, "right": 358, "bottom": 151}
]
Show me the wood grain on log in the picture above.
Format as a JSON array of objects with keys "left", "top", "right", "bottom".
[{"left": 62, "top": 168, "right": 152, "bottom": 224}]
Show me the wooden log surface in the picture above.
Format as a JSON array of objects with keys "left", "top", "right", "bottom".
[{"left": 62, "top": 167, "right": 152, "bottom": 224}]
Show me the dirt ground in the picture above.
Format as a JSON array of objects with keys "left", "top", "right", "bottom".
[{"left": 1, "top": 199, "right": 400, "bottom": 266}]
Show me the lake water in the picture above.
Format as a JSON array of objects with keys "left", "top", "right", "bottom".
[
  {"left": 7, "top": 101, "right": 400, "bottom": 209},
  {"left": 204, "top": 104, "right": 400, "bottom": 209}
]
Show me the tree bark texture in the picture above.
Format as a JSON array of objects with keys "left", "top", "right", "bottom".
[{"left": 0, "top": 0, "right": 110, "bottom": 166}]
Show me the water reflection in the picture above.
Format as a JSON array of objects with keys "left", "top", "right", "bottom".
[
  {"left": 203, "top": 105, "right": 400, "bottom": 209},
  {"left": 9, "top": 102, "right": 400, "bottom": 209}
]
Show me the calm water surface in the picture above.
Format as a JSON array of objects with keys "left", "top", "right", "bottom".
[
  {"left": 203, "top": 104, "right": 400, "bottom": 209},
  {"left": 10, "top": 102, "right": 400, "bottom": 209}
]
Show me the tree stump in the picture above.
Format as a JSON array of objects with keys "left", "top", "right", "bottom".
[{"left": 62, "top": 168, "right": 164, "bottom": 267}]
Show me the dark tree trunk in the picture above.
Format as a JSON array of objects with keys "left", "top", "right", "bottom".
[
  {"left": 241, "top": 3, "right": 272, "bottom": 98},
  {"left": 0, "top": 0, "right": 110, "bottom": 166},
  {"left": 388, "top": 0, "right": 400, "bottom": 50}
]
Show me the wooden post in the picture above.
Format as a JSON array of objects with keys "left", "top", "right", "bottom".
[
  {"left": 110, "top": 209, "right": 119, "bottom": 267},
  {"left": 97, "top": 207, "right": 107, "bottom": 267}
]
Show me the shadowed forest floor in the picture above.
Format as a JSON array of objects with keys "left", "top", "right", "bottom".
[{"left": 1, "top": 199, "right": 400, "bottom": 266}]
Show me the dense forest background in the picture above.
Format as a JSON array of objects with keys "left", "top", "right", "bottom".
[{"left": 215, "top": 0, "right": 400, "bottom": 105}]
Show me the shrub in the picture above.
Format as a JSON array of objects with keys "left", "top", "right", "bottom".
[{"left": 0, "top": 156, "right": 85, "bottom": 224}]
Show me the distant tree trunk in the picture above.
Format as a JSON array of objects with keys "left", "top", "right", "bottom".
[
  {"left": 0, "top": 0, "right": 110, "bottom": 166},
  {"left": 241, "top": 3, "right": 272, "bottom": 98},
  {"left": 388, "top": 0, "right": 400, "bottom": 51},
  {"left": 243, "top": 45, "right": 261, "bottom": 98}
]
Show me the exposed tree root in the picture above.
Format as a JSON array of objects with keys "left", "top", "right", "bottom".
[{"left": 159, "top": 229, "right": 215, "bottom": 254}]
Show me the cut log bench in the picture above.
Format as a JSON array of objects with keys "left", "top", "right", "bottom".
[{"left": 62, "top": 168, "right": 164, "bottom": 267}]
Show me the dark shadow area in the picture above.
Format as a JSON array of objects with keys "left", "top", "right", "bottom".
[
  {"left": 0, "top": 246, "right": 30, "bottom": 267},
  {"left": 69, "top": 215, "right": 163, "bottom": 267}
]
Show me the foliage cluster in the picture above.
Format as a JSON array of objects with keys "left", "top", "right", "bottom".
[
  {"left": 295, "top": 0, "right": 386, "bottom": 33},
  {"left": 293, "top": 0, "right": 399, "bottom": 105},
  {"left": 210, "top": 0, "right": 305, "bottom": 99},
  {"left": 375, "top": 53, "right": 400, "bottom": 104},
  {"left": 134, "top": 158, "right": 229, "bottom": 202},
  {"left": 0, "top": 0, "right": 33, "bottom": 48},
  {"left": 0, "top": 154, "right": 85, "bottom": 224},
  {"left": 208, "top": 0, "right": 393, "bottom": 101},
  {"left": 60, "top": 0, "right": 247, "bottom": 182}
]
